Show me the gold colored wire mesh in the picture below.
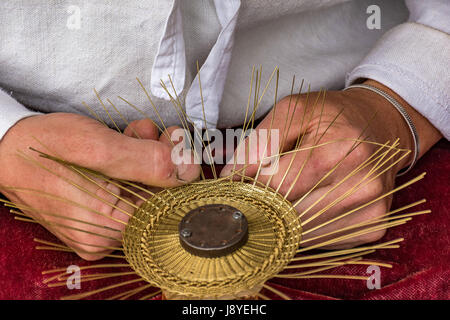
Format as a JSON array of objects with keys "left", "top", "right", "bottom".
[{"left": 123, "top": 179, "right": 302, "bottom": 299}]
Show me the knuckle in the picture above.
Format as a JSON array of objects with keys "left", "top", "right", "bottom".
[
  {"left": 363, "top": 179, "right": 384, "bottom": 199},
  {"left": 348, "top": 142, "right": 372, "bottom": 162},
  {"left": 311, "top": 151, "right": 340, "bottom": 172},
  {"left": 345, "top": 126, "right": 364, "bottom": 140},
  {"left": 277, "top": 95, "right": 304, "bottom": 116},
  {"left": 323, "top": 153, "right": 340, "bottom": 170},
  {"left": 136, "top": 119, "right": 159, "bottom": 137},
  {"left": 278, "top": 95, "right": 295, "bottom": 109},
  {"left": 370, "top": 201, "right": 389, "bottom": 222},
  {"left": 359, "top": 229, "right": 387, "bottom": 244},
  {"left": 355, "top": 201, "right": 389, "bottom": 244},
  {"left": 91, "top": 198, "right": 110, "bottom": 218}
]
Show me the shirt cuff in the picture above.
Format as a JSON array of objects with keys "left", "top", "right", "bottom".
[
  {"left": 346, "top": 22, "right": 450, "bottom": 140},
  {"left": 0, "top": 89, "right": 41, "bottom": 141}
]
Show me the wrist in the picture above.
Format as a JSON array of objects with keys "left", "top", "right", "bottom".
[
  {"left": 363, "top": 79, "right": 442, "bottom": 156},
  {"left": 345, "top": 79, "right": 442, "bottom": 173}
]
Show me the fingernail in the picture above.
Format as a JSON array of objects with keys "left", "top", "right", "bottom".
[
  {"left": 220, "top": 165, "right": 231, "bottom": 178},
  {"left": 175, "top": 163, "right": 190, "bottom": 182}
]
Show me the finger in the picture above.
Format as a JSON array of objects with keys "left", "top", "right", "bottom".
[
  {"left": 72, "top": 184, "right": 134, "bottom": 260},
  {"left": 220, "top": 94, "right": 314, "bottom": 178},
  {"left": 3, "top": 168, "right": 128, "bottom": 261},
  {"left": 47, "top": 115, "right": 194, "bottom": 187},
  {"left": 292, "top": 175, "right": 388, "bottom": 249},
  {"left": 295, "top": 174, "right": 383, "bottom": 221},
  {"left": 59, "top": 180, "right": 133, "bottom": 260},
  {"left": 298, "top": 197, "right": 388, "bottom": 249},
  {"left": 220, "top": 127, "right": 291, "bottom": 178},
  {"left": 259, "top": 132, "right": 375, "bottom": 201},
  {"left": 255, "top": 147, "right": 331, "bottom": 201},
  {"left": 159, "top": 126, "right": 201, "bottom": 182},
  {"left": 123, "top": 118, "right": 159, "bottom": 140},
  {"left": 51, "top": 227, "right": 115, "bottom": 261},
  {"left": 119, "top": 184, "right": 161, "bottom": 206},
  {"left": 56, "top": 175, "right": 135, "bottom": 260},
  {"left": 93, "top": 182, "right": 133, "bottom": 229}
]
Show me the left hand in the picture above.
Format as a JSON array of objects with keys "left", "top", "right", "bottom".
[{"left": 220, "top": 79, "right": 442, "bottom": 249}]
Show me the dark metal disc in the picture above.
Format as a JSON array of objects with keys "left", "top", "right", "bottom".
[{"left": 178, "top": 204, "right": 248, "bottom": 258}]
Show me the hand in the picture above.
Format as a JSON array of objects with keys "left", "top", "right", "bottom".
[
  {"left": 0, "top": 113, "right": 200, "bottom": 260},
  {"left": 221, "top": 80, "right": 442, "bottom": 249}
]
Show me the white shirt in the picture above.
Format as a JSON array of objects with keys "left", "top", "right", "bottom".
[{"left": 0, "top": 0, "right": 449, "bottom": 139}]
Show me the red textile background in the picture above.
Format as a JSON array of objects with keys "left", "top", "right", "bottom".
[{"left": 0, "top": 140, "right": 448, "bottom": 300}]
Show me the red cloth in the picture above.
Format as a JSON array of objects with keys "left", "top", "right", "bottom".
[{"left": 0, "top": 140, "right": 448, "bottom": 300}]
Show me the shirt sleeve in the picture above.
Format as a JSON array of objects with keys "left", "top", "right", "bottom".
[
  {"left": 0, "top": 89, "right": 41, "bottom": 141},
  {"left": 346, "top": 0, "right": 450, "bottom": 140}
]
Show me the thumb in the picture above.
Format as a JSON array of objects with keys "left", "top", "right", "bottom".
[
  {"left": 43, "top": 114, "right": 195, "bottom": 188},
  {"left": 90, "top": 131, "right": 187, "bottom": 187},
  {"left": 125, "top": 120, "right": 201, "bottom": 183}
]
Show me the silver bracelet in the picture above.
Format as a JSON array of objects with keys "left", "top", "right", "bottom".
[{"left": 343, "top": 84, "right": 419, "bottom": 176}]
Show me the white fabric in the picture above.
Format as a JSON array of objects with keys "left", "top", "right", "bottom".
[
  {"left": 0, "top": 0, "right": 448, "bottom": 140},
  {"left": 0, "top": 89, "right": 40, "bottom": 139},
  {"left": 346, "top": 0, "right": 450, "bottom": 139},
  {"left": 150, "top": 0, "right": 186, "bottom": 100},
  {"left": 151, "top": 0, "right": 241, "bottom": 128},
  {"left": 185, "top": 0, "right": 241, "bottom": 128}
]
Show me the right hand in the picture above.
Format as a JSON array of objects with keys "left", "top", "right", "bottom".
[{"left": 0, "top": 112, "right": 201, "bottom": 260}]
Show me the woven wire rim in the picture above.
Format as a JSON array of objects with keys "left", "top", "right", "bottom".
[{"left": 123, "top": 179, "right": 302, "bottom": 299}]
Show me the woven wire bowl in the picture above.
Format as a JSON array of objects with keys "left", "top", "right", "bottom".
[{"left": 123, "top": 179, "right": 302, "bottom": 299}]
